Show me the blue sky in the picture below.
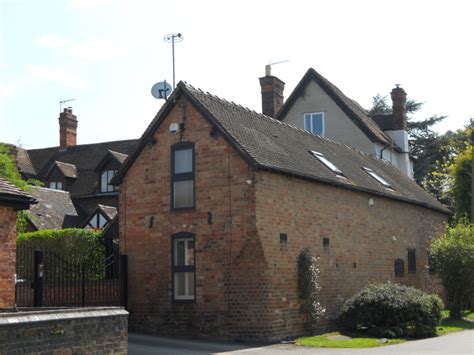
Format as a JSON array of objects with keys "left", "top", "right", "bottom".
[{"left": 1, "top": 0, "right": 472, "bottom": 149}]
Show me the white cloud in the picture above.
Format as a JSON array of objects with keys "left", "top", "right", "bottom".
[
  {"left": 68, "top": 0, "right": 112, "bottom": 9},
  {"left": 27, "top": 64, "right": 88, "bottom": 90},
  {"left": 36, "top": 34, "right": 71, "bottom": 49}
]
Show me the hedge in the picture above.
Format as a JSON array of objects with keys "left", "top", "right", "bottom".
[
  {"left": 340, "top": 283, "right": 443, "bottom": 338},
  {"left": 17, "top": 228, "right": 105, "bottom": 265}
]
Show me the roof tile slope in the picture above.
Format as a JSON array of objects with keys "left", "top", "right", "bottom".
[
  {"left": 185, "top": 83, "right": 449, "bottom": 213},
  {"left": 28, "top": 187, "right": 81, "bottom": 229},
  {"left": 0, "top": 177, "right": 36, "bottom": 205},
  {"left": 108, "top": 150, "right": 128, "bottom": 164},
  {"left": 116, "top": 82, "right": 449, "bottom": 214},
  {"left": 19, "top": 139, "right": 138, "bottom": 197},
  {"left": 53, "top": 161, "right": 78, "bottom": 179},
  {"left": 276, "top": 68, "right": 393, "bottom": 146},
  {"left": 98, "top": 204, "right": 118, "bottom": 220}
]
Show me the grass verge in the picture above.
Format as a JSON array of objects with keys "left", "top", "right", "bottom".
[{"left": 296, "top": 332, "right": 404, "bottom": 348}]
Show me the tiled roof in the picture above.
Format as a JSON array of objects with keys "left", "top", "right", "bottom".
[
  {"left": 17, "top": 139, "right": 138, "bottom": 197},
  {"left": 0, "top": 177, "right": 36, "bottom": 208},
  {"left": 108, "top": 150, "right": 128, "bottom": 164},
  {"left": 276, "top": 68, "right": 394, "bottom": 147},
  {"left": 47, "top": 161, "right": 78, "bottom": 179},
  {"left": 28, "top": 187, "right": 81, "bottom": 229},
  {"left": 116, "top": 82, "right": 449, "bottom": 214}
]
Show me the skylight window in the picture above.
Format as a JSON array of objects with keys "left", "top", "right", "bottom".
[
  {"left": 362, "top": 167, "right": 392, "bottom": 188},
  {"left": 310, "top": 151, "right": 344, "bottom": 176}
]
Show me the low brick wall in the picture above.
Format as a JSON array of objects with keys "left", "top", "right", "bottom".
[{"left": 0, "top": 307, "right": 128, "bottom": 354}]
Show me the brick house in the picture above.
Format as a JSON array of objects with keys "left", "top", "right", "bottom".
[
  {"left": 0, "top": 178, "right": 36, "bottom": 309},
  {"left": 9, "top": 108, "right": 137, "bottom": 236},
  {"left": 261, "top": 67, "right": 414, "bottom": 177},
  {"left": 114, "top": 82, "right": 449, "bottom": 341}
]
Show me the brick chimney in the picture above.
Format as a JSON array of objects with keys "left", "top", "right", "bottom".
[
  {"left": 390, "top": 85, "right": 407, "bottom": 130},
  {"left": 259, "top": 65, "right": 285, "bottom": 117},
  {"left": 59, "top": 107, "right": 77, "bottom": 149}
]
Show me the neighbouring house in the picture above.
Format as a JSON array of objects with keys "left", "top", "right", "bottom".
[
  {"left": 0, "top": 178, "right": 36, "bottom": 308},
  {"left": 9, "top": 108, "right": 137, "bottom": 237},
  {"left": 114, "top": 81, "right": 449, "bottom": 341},
  {"left": 260, "top": 67, "right": 413, "bottom": 178}
]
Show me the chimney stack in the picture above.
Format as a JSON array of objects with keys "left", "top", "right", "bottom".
[
  {"left": 59, "top": 107, "right": 77, "bottom": 149},
  {"left": 390, "top": 85, "right": 407, "bottom": 130},
  {"left": 259, "top": 66, "right": 285, "bottom": 118}
]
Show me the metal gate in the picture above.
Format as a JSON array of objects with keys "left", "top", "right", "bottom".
[{"left": 15, "top": 246, "right": 127, "bottom": 308}]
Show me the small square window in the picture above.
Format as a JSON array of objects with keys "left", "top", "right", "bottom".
[
  {"left": 323, "top": 238, "right": 330, "bottom": 247},
  {"left": 279, "top": 233, "right": 288, "bottom": 246},
  {"left": 304, "top": 112, "right": 324, "bottom": 136}
]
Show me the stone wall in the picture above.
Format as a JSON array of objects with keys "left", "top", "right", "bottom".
[
  {"left": 0, "top": 207, "right": 17, "bottom": 309},
  {"left": 0, "top": 307, "right": 128, "bottom": 354}
]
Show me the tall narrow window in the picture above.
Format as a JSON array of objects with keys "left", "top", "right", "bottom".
[
  {"left": 100, "top": 170, "right": 118, "bottom": 193},
  {"left": 407, "top": 249, "right": 417, "bottom": 273},
  {"left": 172, "top": 233, "right": 195, "bottom": 301},
  {"left": 171, "top": 143, "right": 195, "bottom": 209},
  {"left": 304, "top": 112, "right": 324, "bottom": 136}
]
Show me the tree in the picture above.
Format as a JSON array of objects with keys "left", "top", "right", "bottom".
[
  {"left": 449, "top": 144, "right": 472, "bottom": 221},
  {"left": 430, "top": 221, "right": 474, "bottom": 318},
  {"left": 0, "top": 143, "right": 30, "bottom": 190}
]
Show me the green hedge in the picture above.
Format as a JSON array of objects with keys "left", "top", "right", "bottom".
[
  {"left": 340, "top": 283, "right": 443, "bottom": 338},
  {"left": 17, "top": 228, "right": 105, "bottom": 264}
]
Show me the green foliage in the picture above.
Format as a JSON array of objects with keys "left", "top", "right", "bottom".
[
  {"left": 340, "top": 283, "right": 443, "bottom": 338},
  {"left": 17, "top": 228, "right": 104, "bottom": 264},
  {"left": 430, "top": 222, "right": 474, "bottom": 318},
  {"left": 0, "top": 143, "right": 29, "bottom": 190},
  {"left": 449, "top": 145, "right": 472, "bottom": 221},
  {"left": 296, "top": 332, "right": 405, "bottom": 348},
  {"left": 298, "top": 248, "right": 325, "bottom": 332}
]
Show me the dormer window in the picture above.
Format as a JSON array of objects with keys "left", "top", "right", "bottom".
[
  {"left": 309, "top": 150, "right": 344, "bottom": 177},
  {"left": 304, "top": 112, "right": 324, "bottom": 136},
  {"left": 100, "top": 170, "right": 118, "bottom": 193},
  {"left": 49, "top": 181, "right": 63, "bottom": 190},
  {"left": 362, "top": 167, "right": 392, "bottom": 189}
]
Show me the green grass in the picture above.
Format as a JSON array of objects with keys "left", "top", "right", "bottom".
[
  {"left": 296, "top": 310, "right": 474, "bottom": 349},
  {"left": 296, "top": 332, "right": 405, "bottom": 348}
]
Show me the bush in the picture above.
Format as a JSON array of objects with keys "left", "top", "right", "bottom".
[
  {"left": 430, "top": 221, "right": 474, "bottom": 318},
  {"left": 17, "top": 228, "right": 104, "bottom": 265},
  {"left": 340, "top": 283, "right": 443, "bottom": 338}
]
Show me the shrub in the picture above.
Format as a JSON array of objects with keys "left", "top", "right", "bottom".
[
  {"left": 430, "top": 221, "right": 474, "bottom": 318},
  {"left": 298, "top": 248, "right": 325, "bottom": 332},
  {"left": 340, "top": 283, "right": 443, "bottom": 338},
  {"left": 17, "top": 228, "right": 104, "bottom": 265}
]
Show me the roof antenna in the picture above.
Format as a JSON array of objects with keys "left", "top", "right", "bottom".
[
  {"left": 59, "top": 98, "right": 76, "bottom": 112},
  {"left": 164, "top": 33, "right": 184, "bottom": 90},
  {"left": 265, "top": 59, "right": 290, "bottom": 76}
]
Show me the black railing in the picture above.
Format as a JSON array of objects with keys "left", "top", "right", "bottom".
[{"left": 15, "top": 245, "right": 127, "bottom": 308}]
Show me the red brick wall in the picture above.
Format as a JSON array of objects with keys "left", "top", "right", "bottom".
[
  {"left": 120, "top": 97, "right": 261, "bottom": 339},
  {"left": 120, "top": 96, "right": 448, "bottom": 341},
  {"left": 254, "top": 171, "right": 447, "bottom": 338},
  {"left": 0, "top": 207, "right": 17, "bottom": 309}
]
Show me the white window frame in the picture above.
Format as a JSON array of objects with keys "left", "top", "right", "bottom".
[
  {"left": 304, "top": 112, "right": 325, "bottom": 136},
  {"left": 362, "top": 167, "right": 392, "bottom": 189},
  {"left": 310, "top": 150, "right": 345, "bottom": 177},
  {"left": 49, "top": 181, "right": 63, "bottom": 190}
]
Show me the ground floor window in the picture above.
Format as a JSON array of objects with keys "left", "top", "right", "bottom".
[{"left": 172, "top": 233, "right": 195, "bottom": 301}]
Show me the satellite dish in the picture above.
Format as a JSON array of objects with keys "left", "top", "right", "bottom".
[{"left": 151, "top": 81, "right": 172, "bottom": 100}]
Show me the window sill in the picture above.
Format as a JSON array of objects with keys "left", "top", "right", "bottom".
[
  {"left": 95, "top": 192, "right": 119, "bottom": 196},
  {"left": 172, "top": 298, "right": 196, "bottom": 304},
  {"left": 171, "top": 206, "right": 196, "bottom": 212}
]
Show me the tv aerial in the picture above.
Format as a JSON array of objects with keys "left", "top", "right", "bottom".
[
  {"left": 151, "top": 80, "right": 172, "bottom": 100},
  {"left": 163, "top": 33, "right": 183, "bottom": 90},
  {"left": 59, "top": 98, "right": 76, "bottom": 112}
]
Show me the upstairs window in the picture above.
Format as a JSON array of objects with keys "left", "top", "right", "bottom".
[
  {"left": 100, "top": 170, "right": 118, "bottom": 193},
  {"left": 407, "top": 249, "right": 417, "bottom": 273},
  {"left": 49, "top": 181, "right": 63, "bottom": 190},
  {"left": 362, "top": 167, "right": 392, "bottom": 189},
  {"left": 310, "top": 151, "right": 344, "bottom": 177},
  {"left": 304, "top": 112, "right": 324, "bottom": 136},
  {"left": 172, "top": 234, "right": 195, "bottom": 301},
  {"left": 85, "top": 212, "right": 108, "bottom": 229},
  {"left": 171, "top": 143, "right": 195, "bottom": 209}
]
